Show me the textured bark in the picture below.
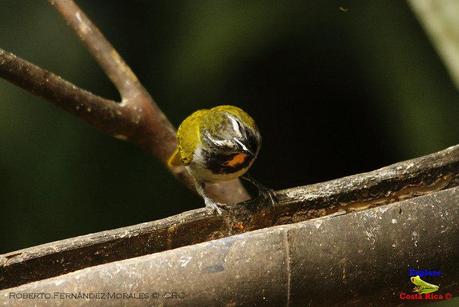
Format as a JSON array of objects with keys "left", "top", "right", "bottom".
[
  {"left": 0, "top": 144, "right": 458, "bottom": 291},
  {"left": 1, "top": 187, "right": 458, "bottom": 306}
]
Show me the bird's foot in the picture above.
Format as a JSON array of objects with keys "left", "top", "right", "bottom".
[
  {"left": 257, "top": 185, "right": 277, "bottom": 206},
  {"left": 241, "top": 174, "right": 277, "bottom": 207},
  {"left": 204, "top": 197, "right": 226, "bottom": 215}
]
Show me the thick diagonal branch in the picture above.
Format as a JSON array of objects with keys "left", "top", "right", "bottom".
[{"left": 1, "top": 144, "right": 458, "bottom": 291}]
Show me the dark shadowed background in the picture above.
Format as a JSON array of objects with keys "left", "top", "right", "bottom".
[{"left": 0, "top": 1, "right": 458, "bottom": 253}]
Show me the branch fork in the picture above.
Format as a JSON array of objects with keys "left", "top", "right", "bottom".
[{"left": 0, "top": 0, "right": 249, "bottom": 204}]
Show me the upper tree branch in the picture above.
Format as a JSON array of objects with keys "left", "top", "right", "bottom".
[
  {"left": 49, "top": 0, "right": 142, "bottom": 102},
  {"left": 47, "top": 0, "right": 186, "bottom": 176},
  {"left": 0, "top": 0, "right": 249, "bottom": 203},
  {"left": 0, "top": 49, "right": 135, "bottom": 137}
]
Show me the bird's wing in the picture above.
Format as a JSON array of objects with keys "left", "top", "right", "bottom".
[{"left": 176, "top": 109, "right": 207, "bottom": 165}]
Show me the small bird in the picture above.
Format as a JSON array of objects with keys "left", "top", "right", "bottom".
[{"left": 168, "top": 105, "right": 262, "bottom": 213}]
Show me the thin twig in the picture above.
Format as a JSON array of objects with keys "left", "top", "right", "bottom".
[{"left": 0, "top": 0, "right": 249, "bottom": 203}]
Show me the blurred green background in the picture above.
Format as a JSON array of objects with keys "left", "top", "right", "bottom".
[{"left": 0, "top": 0, "right": 458, "bottom": 254}]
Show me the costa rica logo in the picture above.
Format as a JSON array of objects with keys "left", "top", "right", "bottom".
[{"left": 398, "top": 268, "right": 453, "bottom": 301}]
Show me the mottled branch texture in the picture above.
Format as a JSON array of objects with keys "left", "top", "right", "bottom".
[
  {"left": 0, "top": 0, "right": 249, "bottom": 203},
  {"left": 0, "top": 145, "right": 459, "bottom": 294}
]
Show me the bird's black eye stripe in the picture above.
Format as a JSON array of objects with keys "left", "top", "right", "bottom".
[
  {"left": 246, "top": 130, "right": 260, "bottom": 154},
  {"left": 235, "top": 118, "right": 244, "bottom": 135}
]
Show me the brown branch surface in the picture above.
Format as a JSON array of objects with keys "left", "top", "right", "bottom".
[
  {"left": 1, "top": 187, "right": 458, "bottom": 305},
  {"left": 1, "top": 144, "right": 458, "bottom": 290},
  {"left": 0, "top": 49, "right": 136, "bottom": 137},
  {"left": 0, "top": 0, "right": 249, "bottom": 203}
]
